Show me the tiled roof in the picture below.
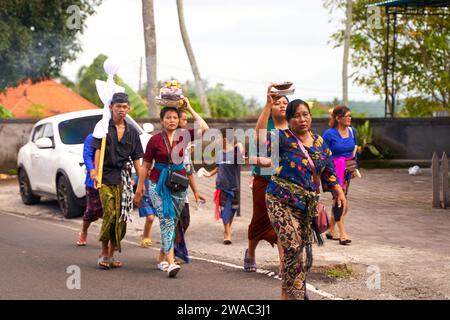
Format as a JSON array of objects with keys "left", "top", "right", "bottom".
[{"left": 0, "top": 79, "right": 98, "bottom": 118}]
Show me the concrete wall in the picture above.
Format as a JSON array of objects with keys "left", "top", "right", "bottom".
[
  {"left": 0, "top": 119, "right": 35, "bottom": 172},
  {"left": 1, "top": 117, "right": 449, "bottom": 171}
]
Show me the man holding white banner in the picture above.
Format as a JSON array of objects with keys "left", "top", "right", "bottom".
[{"left": 92, "top": 91, "right": 144, "bottom": 270}]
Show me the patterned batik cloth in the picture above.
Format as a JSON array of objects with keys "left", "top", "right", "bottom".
[
  {"left": 174, "top": 203, "right": 190, "bottom": 263},
  {"left": 265, "top": 130, "right": 339, "bottom": 210},
  {"left": 83, "top": 186, "right": 103, "bottom": 222},
  {"left": 266, "top": 193, "right": 309, "bottom": 300},
  {"left": 98, "top": 184, "right": 126, "bottom": 252},
  {"left": 120, "top": 162, "right": 134, "bottom": 223},
  {"left": 148, "top": 181, "right": 187, "bottom": 254}
]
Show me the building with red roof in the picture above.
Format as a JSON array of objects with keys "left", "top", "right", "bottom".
[{"left": 0, "top": 79, "right": 98, "bottom": 118}]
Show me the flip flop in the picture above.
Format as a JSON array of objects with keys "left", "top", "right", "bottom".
[
  {"left": 326, "top": 233, "right": 340, "bottom": 241},
  {"left": 244, "top": 249, "right": 257, "bottom": 272},
  {"left": 110, "top": 258, "right": 123, "bottom": 268},
  {"left": 140, "top": 237, "right": 153, "bottom": 248},
  {"left": 167, "top": 264, "right": 181, "bottom": 278},
  {"left": 97, "top": 256, "right": 110, "bottom": 270},
  {"left": 223, "top": 239, "right": 232, "bottom": 245},
  {"left": 76, "top": 232, "right": 87, "bottom": 246},
  {"left": 157, "top": 261, "right": 169, "bottom": 271}
]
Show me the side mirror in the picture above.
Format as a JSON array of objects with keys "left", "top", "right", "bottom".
[
  {"left": 35, "top": 137, "right": 54, "bottom": 149},
  {"left": 143, "top": 123, "right": 154, "bottom": 133}
]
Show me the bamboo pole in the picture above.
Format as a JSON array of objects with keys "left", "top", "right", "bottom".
[{"left": 97, "top": 137, "right": 106, "bottom": 188}]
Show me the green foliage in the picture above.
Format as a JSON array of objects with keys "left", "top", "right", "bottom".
[
  {"left": 76, "top": 54, "right": 107, "bottom": 106},
  {"left": 76, "top": 54, "right": 148, "bottom": 118},
  {"left": 0, "top": 104, "right": 13, "bottom": 118},
  {"left": 308, "top": 100, "right": 329, "bottom": 118},
  {"left": 398, "top": 96, "right": 442, "bottom": 117},
  {"left": 325, "top": 264, "right": 353, "bottom": 279},
  {"left": 182, "top": 81, "right": 257, "bottom": 118},
  {"left": 77, "top": 57, "right": 259, "bottom": 119},
  {"left": 59, "top": 75, "right": 78, "bottom": 92},
  {"left": 326, "top": 0, "right": 450, "bottom": 112},
  {"left": 116, "top": 79, "right": 147, "bottom": 118},
  {"left": 0, "top": 0, "right": 102, "bottom": 91},
  {"left": 26, "top": 103, "right": 45, "bottom": 118},
  {"left": 207, "top": 83, "right": 249, "bottom": 118},
  {"left": 355, "top": 120, "right": 381, "bottom": 158}
]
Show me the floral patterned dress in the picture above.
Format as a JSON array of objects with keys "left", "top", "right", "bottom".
[{"left": 265, "top": 129, "right": 339, "bottom": 299}]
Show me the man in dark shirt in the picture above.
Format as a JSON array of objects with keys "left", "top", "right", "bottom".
[{"left": 91, "top": 92, "right": 143, "bottom": 269}]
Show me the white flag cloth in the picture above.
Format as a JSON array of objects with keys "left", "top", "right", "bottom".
[{"left": 92, "top": 59, "right": 125, "bottom": 139}]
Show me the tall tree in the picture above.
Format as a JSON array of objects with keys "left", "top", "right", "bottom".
[
  {"left": 142, "top": 0, "right": 158, "bottom": 117},
  {"left": 0, "top": 0, "right": 101, "bottom": 91},
  {"left": 323, "top": 0, "right": 353, "bottom": 106},
  {"left": 342, "top": 0, "right": 353, "bottom": 106},
  {"left": 176, "top": 0, "right": 211, "bottom": 117},
  {"left": 326, "top": 0, "right": 449, "bottom": 114}
]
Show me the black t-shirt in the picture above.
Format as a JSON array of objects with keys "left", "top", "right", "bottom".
[{"left": 91, "top": 119, "right": 144, "bottom": 185}]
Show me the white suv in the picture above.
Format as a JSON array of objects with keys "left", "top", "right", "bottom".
[{"left": 17, "top": 109, "right": 153, "bottom": 218}]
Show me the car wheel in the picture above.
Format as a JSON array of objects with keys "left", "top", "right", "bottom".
[
  {"left": 57, "top": 175, "right": 84, "bottom": 219},
  {"left": 18, "top": 169, "right": 41, "bottom": 205}
]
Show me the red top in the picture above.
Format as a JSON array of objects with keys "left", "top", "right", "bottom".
[{"left": 144, "top": 128, "right": 195, "bottom": 183}]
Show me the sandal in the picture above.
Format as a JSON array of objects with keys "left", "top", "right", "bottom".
[
  {"left": 157, "top": 261, "right": 169, "bottom": 271},
  {"left": 326, "top": 233, "right": 340, "bottom": 241},
  {"left": 244, "top": 249, "right": 257, "bottom": 272},
  {"left": 110, "top": 258, "right": 123, "bottom": 268},
  {"left": 167, "top": 264, "right": 181, "bottom": 278},
  {"left": 76, "top": 232, "right": 87, "bottom": 246},
  {"left": 97, "top": 256, "right": 110, "bottom": 270},
  {"left": 140, "top": 237, "right": 153, "bottom": 248}
]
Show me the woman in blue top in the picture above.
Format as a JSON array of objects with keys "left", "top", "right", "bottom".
[
  {"left": 257, "top": 87, "right": 347, "bottom": 300},
  {"left": 323, "top": 106, "right": 357, "bottom": 245}
]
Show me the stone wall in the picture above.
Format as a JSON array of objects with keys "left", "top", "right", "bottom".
[{"left": 1, "top": 116, "right": 449, "bottom": 171}]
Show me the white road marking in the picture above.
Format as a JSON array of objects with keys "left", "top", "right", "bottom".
[{"left": 0, "top": 209, "right": 343, "bottom": 300}]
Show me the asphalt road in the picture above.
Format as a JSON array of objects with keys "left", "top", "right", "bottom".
[{"left": 0, "top": 211, "right": 285, "bottom": 300}]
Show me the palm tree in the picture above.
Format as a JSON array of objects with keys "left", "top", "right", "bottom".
[
  {"left": 142, "top": 0, "right": 158, "bottom": 117},
  {"left": 176, "top": 0, "right": 211, "bottom": 117}
]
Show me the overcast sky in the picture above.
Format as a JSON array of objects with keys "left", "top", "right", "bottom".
[{"left": 62, "top": 0, "right": 380, "bottom": 102}]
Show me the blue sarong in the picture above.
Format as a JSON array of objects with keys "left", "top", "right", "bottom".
[{"left": 148, "top": 162, "right": 187, "bottom": 254}]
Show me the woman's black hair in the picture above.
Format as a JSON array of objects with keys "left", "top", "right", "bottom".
[
  {"left": 275, "top": 95, "right": 289, "bottom": 104},
  {"left": 160, "top": 106, "right": 181, "bottom": 120},
  {"left": 285, "top": 99, "right": 311, "bottom": 121}
]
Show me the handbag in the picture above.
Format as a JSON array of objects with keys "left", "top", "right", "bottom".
[
  {"left": 289, "top": 131, "right": 330, "bottom": 235},
  {"left": 346, "top": 128, "right": 357, "bottom": 174},
  {"left": 162, "top": 133, "right": 189, "bottom": 192}
]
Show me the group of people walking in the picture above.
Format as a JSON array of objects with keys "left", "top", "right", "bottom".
[{"left": 75, "top": 83, "right": 359, "bottom": 299}]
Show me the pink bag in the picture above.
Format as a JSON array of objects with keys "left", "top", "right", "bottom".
[{"left": 316, "top": 202, "right": 329, "bottom": 234}]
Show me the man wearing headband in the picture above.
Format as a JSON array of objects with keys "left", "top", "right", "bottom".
[{"left": 91, "top": 92, "right": 144, "bottom": 269}]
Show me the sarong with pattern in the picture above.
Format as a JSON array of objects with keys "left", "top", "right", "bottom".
[
  {"left": 148, "top": 181, "right": 187, "bottom": 254},
  {"left": 98, "top": 184, "right": 126, "bottom": 252},
  {"left": 266, "top": 193, "right": 309, "bottom": 300}
]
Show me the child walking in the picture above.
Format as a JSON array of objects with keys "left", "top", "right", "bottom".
[
  {"left": 133, "top": 175, "right": 155, "bottom": 247},
  {"left": 204, "top": 128, "right": 244, "bottom": 245}
]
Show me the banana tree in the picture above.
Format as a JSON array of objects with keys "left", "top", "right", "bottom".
[{"left": 355, "top": 120, "right": 381, "bottom": 157}]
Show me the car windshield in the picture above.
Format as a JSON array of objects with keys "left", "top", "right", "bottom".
[{"left": 58, "top": 115, "right": 141, "bottom": 145}]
